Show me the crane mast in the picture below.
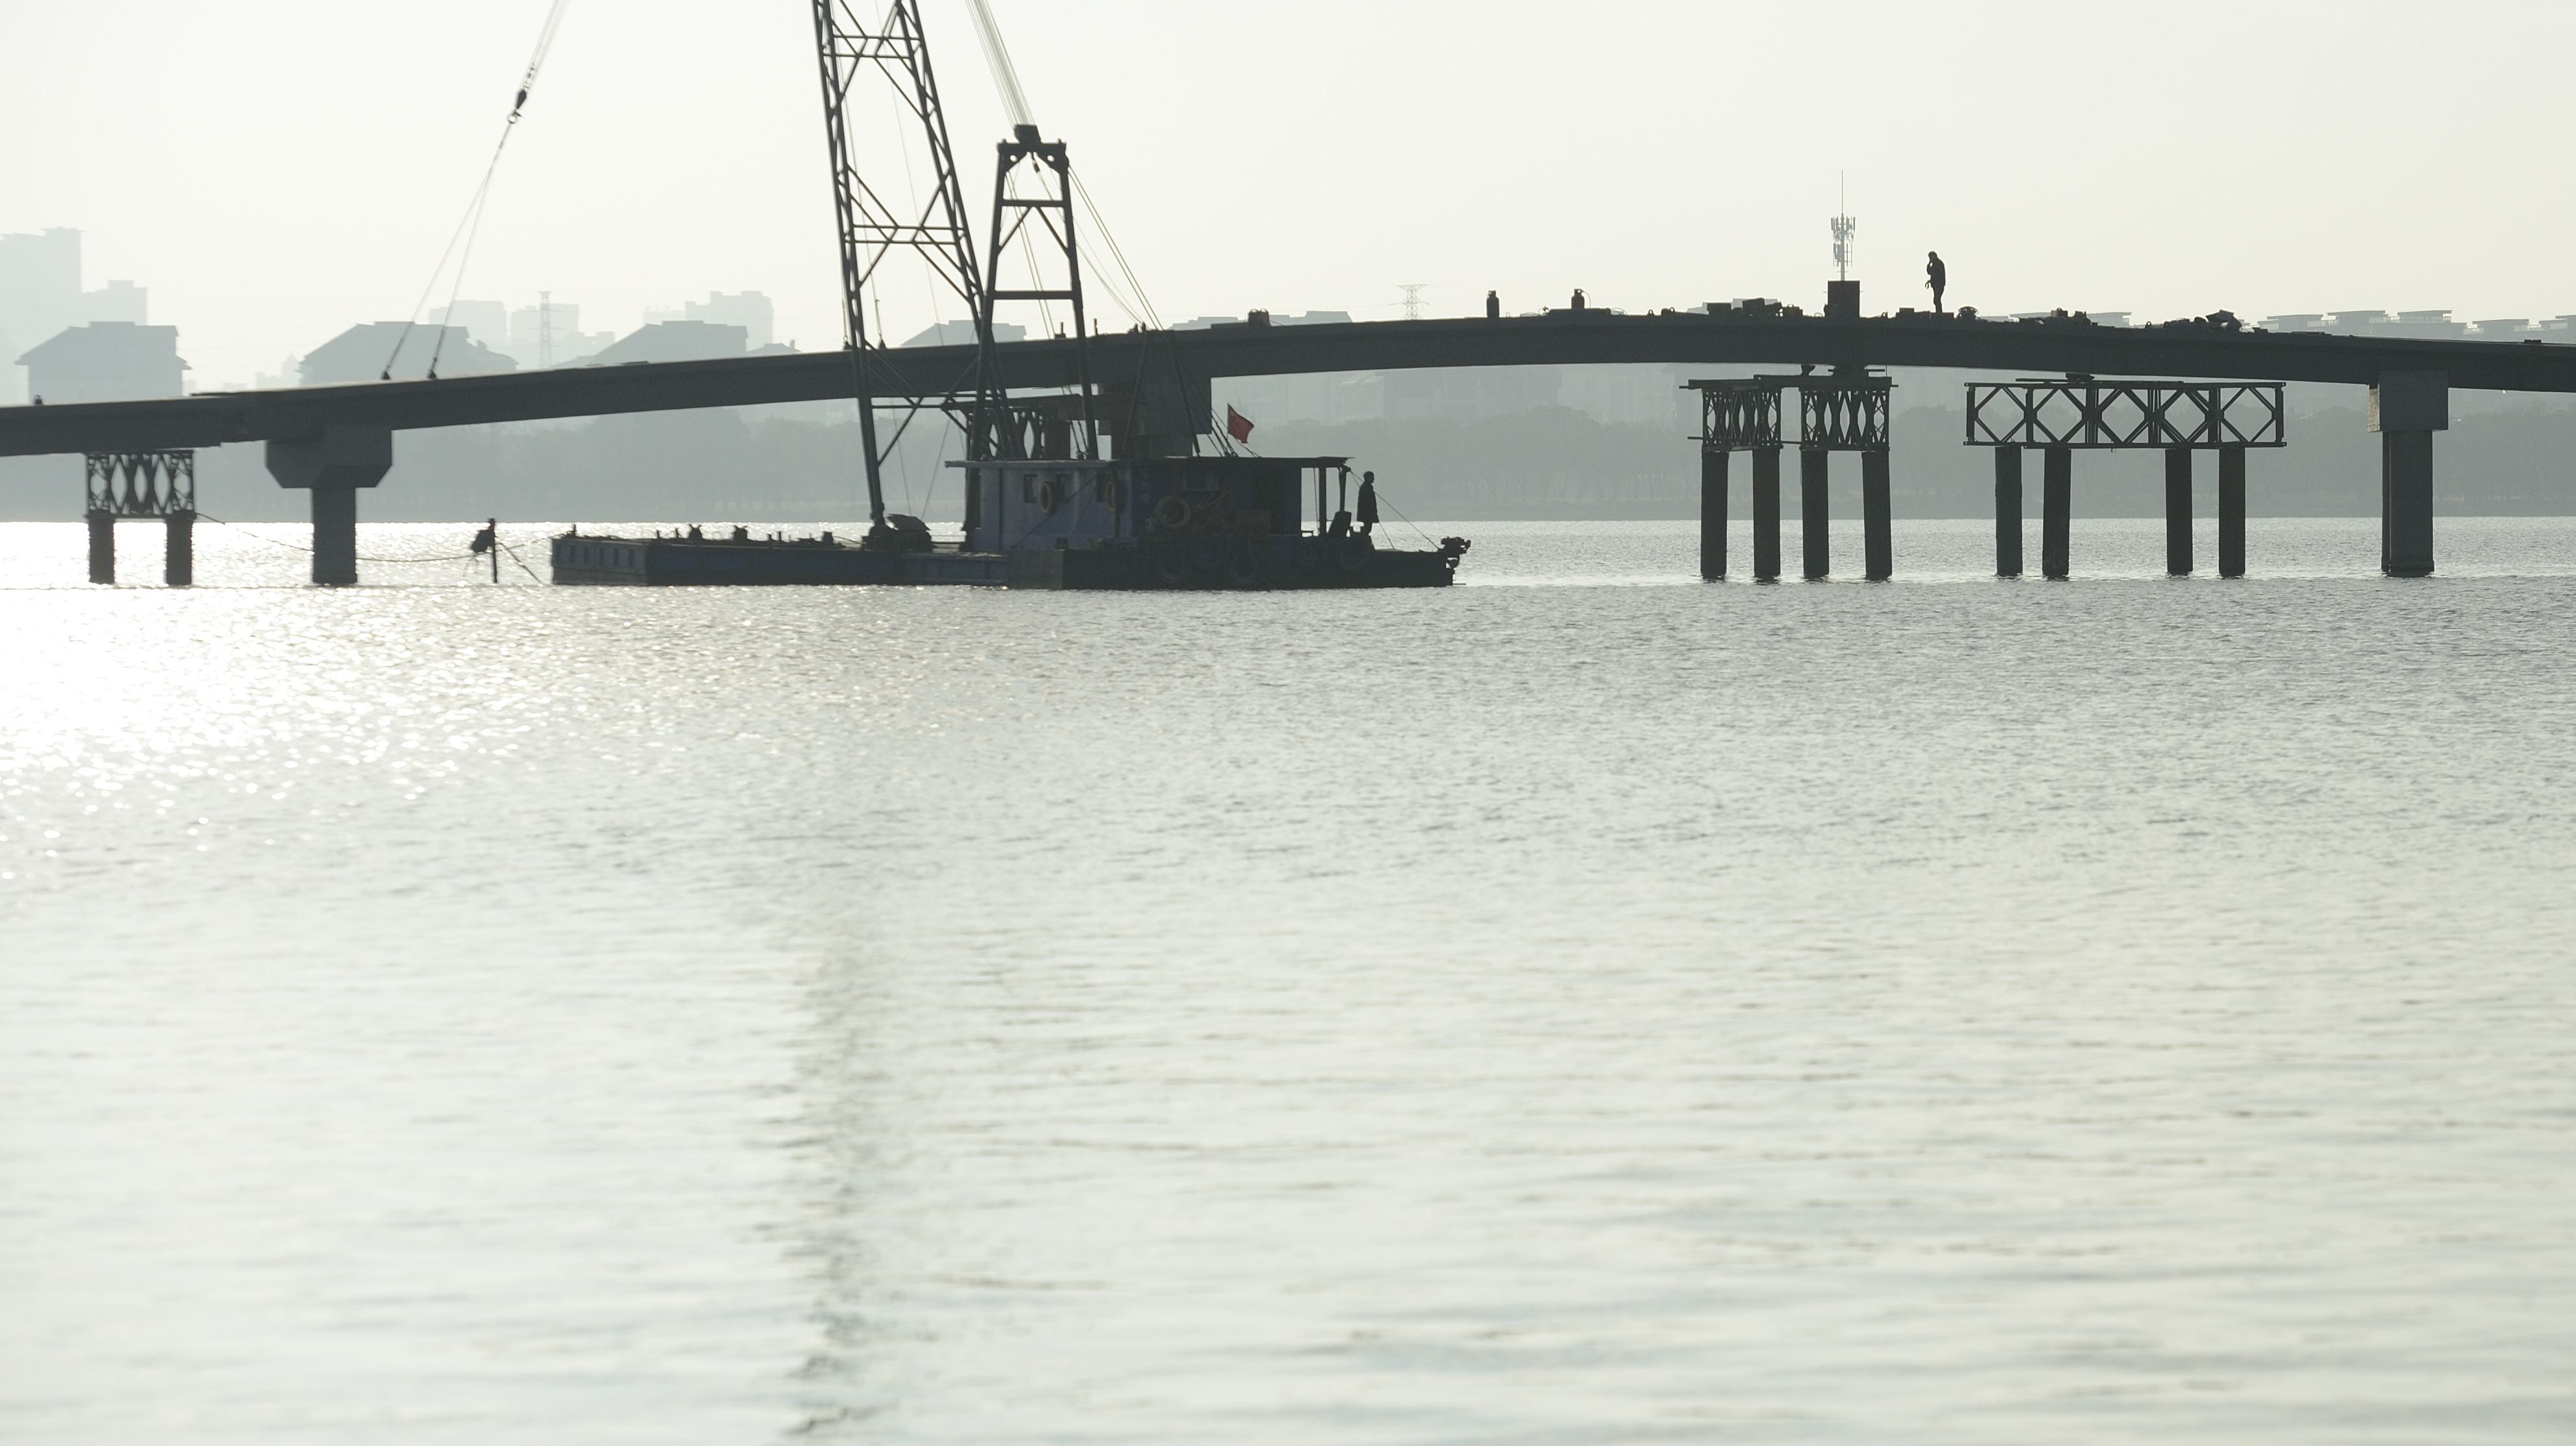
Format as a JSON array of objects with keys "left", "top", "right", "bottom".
[{"left": 809, "top": 0, "right": 1001, "bottom": 540}]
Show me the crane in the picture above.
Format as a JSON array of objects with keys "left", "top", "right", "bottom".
[{"left": 809, "top": 0, "right": 1102, "bottom": 547}]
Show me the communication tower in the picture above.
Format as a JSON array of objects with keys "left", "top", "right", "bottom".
[{"left": 1829, "top": 174, "right": 1856, "bottom": 282}]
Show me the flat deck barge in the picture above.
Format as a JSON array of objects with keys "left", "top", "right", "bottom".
[{"left": 550, "top": 453, "right": 1467, "bottom": 590}]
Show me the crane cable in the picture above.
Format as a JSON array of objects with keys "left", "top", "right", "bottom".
[
  {"left": 382, "top": 0, "right": 573, "bottom": 382},
  {"left": 966, "top": 0, "right": 1161, "bottom": 332}
]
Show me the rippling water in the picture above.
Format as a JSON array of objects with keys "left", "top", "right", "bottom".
[{"left": 6, "top": 518, "right": 2574, "bottom": 1443}]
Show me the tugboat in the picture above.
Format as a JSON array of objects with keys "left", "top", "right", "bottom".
[{"left": 548, "top": 453, "right": 1468, "bottom": 590}]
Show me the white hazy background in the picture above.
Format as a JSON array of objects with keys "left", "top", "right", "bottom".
[{"left": 3, "top": 0, "right": 2570, "bottom": 388}]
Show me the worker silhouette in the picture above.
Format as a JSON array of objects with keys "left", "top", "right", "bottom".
[
  {"left": 1356, "top": 471, "right": 1380, "bottom": 536},
  {"left": 469, "top": 518, "right": 496, "bottom": 555},
  {"left": 1925, "top": 251, "right": 1948, "bottom": 316}
]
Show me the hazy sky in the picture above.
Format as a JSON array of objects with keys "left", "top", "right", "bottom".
[{"left": 5, "top": 1, "right": 2571, "bottom": 388}]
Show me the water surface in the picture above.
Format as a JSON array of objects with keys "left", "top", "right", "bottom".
[{"left": 6, "top": 518, "right": 2574, "bottom": 1443}]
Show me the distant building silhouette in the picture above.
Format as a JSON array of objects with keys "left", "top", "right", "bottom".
[
  {"left": 900, "top": 319, "right": 1029, "bottom": 347},
  {"left": 300, "top": 322, "right": 518, "bottom": 384},
  {"left": 689, "top": 292, "right": 774, "bottom": 348},
  {"left": 572, "top": 320, "right": 747, "bottom": 365},
  {"left": 431, "top": 300, "right": 509, "bottom": 348},
  {"left": 17, "top": 321, "right": 187, "bottom": 402},
  {"left": 506, "top": 298, "right": 614, "bottom": 366},
  {"left": 0, "top": 228, "right": 155, "bottom": 402}
]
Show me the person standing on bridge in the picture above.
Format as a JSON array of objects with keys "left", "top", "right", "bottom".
[{"left": 1925, "top": 251, "right": 1948, "bottom": 316}]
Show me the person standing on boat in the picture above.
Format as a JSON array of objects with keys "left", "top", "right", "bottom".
[
  {"left": 1925, "top": 251, "right": 1948, "bottom": 315},
  {"left": 1356, "top": 472, "right": 1380, "bottom": 537}
]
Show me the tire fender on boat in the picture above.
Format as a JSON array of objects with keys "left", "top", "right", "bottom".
[{"left": 1154, "top": 495, "right": 1192, "bottom": 530}]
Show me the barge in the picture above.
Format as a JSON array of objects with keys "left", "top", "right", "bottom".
[{"left": 549, "top": 454, "right": 1468, "bottom": 590}]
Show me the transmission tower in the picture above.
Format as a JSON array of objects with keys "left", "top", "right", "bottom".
[
  {"left": 811, "top": 0, "right": 998, "bottom": 536},
  {"left": 1398, "top": 283, "right": 1428, "bottom": 321}
]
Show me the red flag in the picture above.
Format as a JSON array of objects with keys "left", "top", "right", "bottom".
[{"left": 1224, "top": 404, "right": 1254, "bottom": 443}]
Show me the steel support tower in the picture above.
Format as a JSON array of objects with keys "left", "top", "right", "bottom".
[
  {"left": 977, "top": 124, "right": 1097, "bottom": 464},
  {"left": 811, "top": 0, "right": 998, "bottom": 537}
]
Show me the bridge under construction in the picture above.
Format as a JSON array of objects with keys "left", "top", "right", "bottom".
[{"left": 7, "top": 0, "right": 2573, "bottom": 586}]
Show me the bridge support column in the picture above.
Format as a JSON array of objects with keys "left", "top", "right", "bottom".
[
  {"left": 2164, "top": 446, "right": 2194, "bottom": 576},
  {"left": 2372, "top": 371, "right": 2444, "bottom": 578},
  {"left": 1994, "top": 446, "right": 2023, "bottom": 577},
  {"left": 88, "top": 512, "right": 114, "bottom": 585},
  {"left": 1800, "top": 449, "right": 1830, "bottom": 580},
  {"left": 2381, "top": 432, "right": 2435, "bottom": 578},
  {"left": 164, "top": 511, "right": 194, "bottom": 586},
  {"left": 1861, "top": 449, "right": 1891, "bottom": 581},
  {"left": 1700, "top": 449, "right": 1728, "bottom": 580},
  {"left": 1752, "top": 446, "right": 1781, "bottom": 583},
  {"left": 309, "top": 489, "right": 358, "bottom": 586},
  {"left": 266, "top": 424, "right": 392, "bottom": 586},
  {"left": 2042, "top": 445, "right": 2072, "bottom": 580},
  {"left": 2218, "top": 446, "right": 2246, "bottom": 578}
]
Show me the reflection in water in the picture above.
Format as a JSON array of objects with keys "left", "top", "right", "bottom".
[{"left": 5, "top": 519, "right": 2575, "bottom": 1443}]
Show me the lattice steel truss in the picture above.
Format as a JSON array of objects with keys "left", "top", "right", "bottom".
[
  {"left": 1964, "top": 380, "right": 2287, "bottom": 449},
  {"left": 84, "top": 451, "right": 195, "bottom": 517},
  {"left": 1687, "top": 376, "right": 1890, "bottom": 451},
  {"left": 812, "top": 0, "right": 996, "bottom": 529},
  {"left": 1686, "top": 380, "right": 1783, "bottom": 451},
  {"left": 1797, "top": 378, "right": 1891, "bottom": 451},
  {"left": 980, "top": 125, "right": 1095, "bottom": 462}
]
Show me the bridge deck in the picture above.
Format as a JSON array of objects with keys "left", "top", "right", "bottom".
[{"left": 5, "top": 311, "right": 2573, "bottom": 457}]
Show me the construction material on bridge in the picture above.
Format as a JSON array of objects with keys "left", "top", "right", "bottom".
[{"left": 1965, "top": 379, "right": 2287, "bottom": 579}]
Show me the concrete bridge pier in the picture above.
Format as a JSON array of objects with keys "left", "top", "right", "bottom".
[
  {"left": 2372, "top": 371, "right": 2445, "bottom": 577},
  {"left": 87, "top": 511, "right": 114, "bottom": 584},
  {"left": 2218, "top": 446, "right": 2246, "bottom": 578},
  {"left": 1861, "top": 449, "right": 1891, "bottom": 581},
  {"left": 1800, "top": 449, "right": 1830, "bottom": 580},
  {"left": 2164, "top": 447, "right": 2194, "bottom": 575},
  {"left": 164, "top": 512, "right": 195, "bottom": 586},
  {"left": 1993, "top": 446, "right": 2023, "bottom": 577},
  {"left": 1752, "top": 446, "right": 1782, "bottom": 582},
  {"left": 2041, "top": 445, "right": 2073, "bottom": 579},
  {"left": 1700, "top": 449, "right": 1728, "bottom": 580},
  {"left": 265, "top": 424, "right": 392, "bottom": 585}
]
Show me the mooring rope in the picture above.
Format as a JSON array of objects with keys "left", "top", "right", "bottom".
[{"left": 192, "top": 512, "right": 484, "bottom": 565}]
